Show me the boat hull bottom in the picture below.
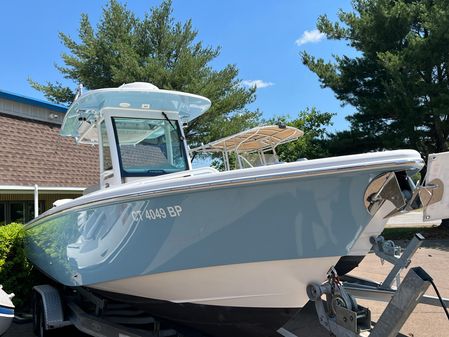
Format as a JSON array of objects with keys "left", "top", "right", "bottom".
[
  {"left": 335, "top": 255, "right": 365, "bottom": 276},
  {"left": 85, "top": 256, "right": 364, "bottom": 336},
  {"left": 91, "top": 289, "right": 299, "bottom": 337}
]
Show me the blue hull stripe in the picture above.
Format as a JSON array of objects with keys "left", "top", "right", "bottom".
[{"left": 0, "top": 306, "right": 14, "bottom": 315}]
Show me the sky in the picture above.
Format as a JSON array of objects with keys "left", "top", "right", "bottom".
[{"left": 0, "top": 0, "right": 357, "bottom": 132}]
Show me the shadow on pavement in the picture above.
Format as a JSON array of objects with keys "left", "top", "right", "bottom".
[
  {"left": 393, "top": 239, "right": 449, "bottom": 252},
  {"left": 421, "top": 239, "right": 449, "bottom": 252}
]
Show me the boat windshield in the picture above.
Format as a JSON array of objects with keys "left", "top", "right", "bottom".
[{"left": 112, "top": 117, "right": 188, "bottom": 176}]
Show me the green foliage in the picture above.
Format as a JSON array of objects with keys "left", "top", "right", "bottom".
[
  {"left": 0, "top": 223, "right": 44, "bottom": 309},
  {"left": 324, "top": 129, "right": 384, "bottom": 156},
  {"left": 29, "top": 0, "right": 259, "bottom": 146},
  {"left": 267, "top": 107, "right": 335, "bottom": 161},
  {"left": 302, "top": 0, "right": 449, "bottom": 157}
]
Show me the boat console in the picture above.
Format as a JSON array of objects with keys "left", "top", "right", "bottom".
[{"left": 61, "top": 82, "right": 211, "bottom": 188}]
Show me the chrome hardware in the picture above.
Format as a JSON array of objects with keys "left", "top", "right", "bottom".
[
  {"left": 364, "top": 172, "right": 406, "bottom": 216},
  {"left": 419, "top": 178, "right": 444, "bottom": 207}
]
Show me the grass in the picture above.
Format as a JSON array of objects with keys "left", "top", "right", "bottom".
[{"left": 382, "top": 225, "right": 449, "bottom": 241}]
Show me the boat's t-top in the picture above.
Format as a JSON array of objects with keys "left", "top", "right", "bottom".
[
  {"left": 61, "top": 82, "right": 211, "bottom": 189},
  {"left": 190, "top": 125, "right": 304, "bottom": 170}
]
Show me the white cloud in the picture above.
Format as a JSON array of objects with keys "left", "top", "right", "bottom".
[
  {"left": 241, "top": 80, "right": 274, "bottom": 89},
  {"left": 295, "top": 29, "right": 325, "bottom": 46}
]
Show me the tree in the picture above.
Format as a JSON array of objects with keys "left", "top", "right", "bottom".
[
  {"left": 324, "top": 128, "right": 384, "bottom": 156},
  {"left": 268, "top": 108, "right": 335, "bottom": 161},
  {"left": 29, "top": 0, "right": 259, "bottom": 146},
  {"left": 302, "top": 0, "right": 449, "bottom": 227},
  {"left": 302, "top": 0, "right": 449, "bottom": 158}
]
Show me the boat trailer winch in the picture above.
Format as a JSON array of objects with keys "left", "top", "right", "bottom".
[
  {"left": 306, "top": 267, "right": 371, "bottom": 336},
  {"left": 306, "top": 233, "right": 449, "bottom": 337}
]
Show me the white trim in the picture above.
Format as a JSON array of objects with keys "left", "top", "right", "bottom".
[
  {"left": 34, "top": 184, "right": 39, "bottom": 218},
  {"left": 0, "top": 185, "right": 85, "bottom": 194}
]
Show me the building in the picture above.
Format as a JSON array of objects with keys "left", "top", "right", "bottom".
[{"left": 0, "top": 89, "right": 99, "bottom": 225}]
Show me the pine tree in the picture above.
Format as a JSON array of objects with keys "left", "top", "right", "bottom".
[
  {"left": 302, "top": 0, "right": 449, "bottom": 227},
  {"left": 30, "top": 0, "right": 260, "bottom": 145},
  {"left": 302, "top": 0, "right": 449, "bottom": 157}
]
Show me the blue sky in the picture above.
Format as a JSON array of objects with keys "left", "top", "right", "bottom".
[{"left": 0, "top": 0, "right": 356, "bottom": 131}]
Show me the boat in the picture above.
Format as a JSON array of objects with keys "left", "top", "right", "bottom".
[
  {"left": 0, "top": 285, "right": 14, "bottom": 335},
  {"left": 25, "top": 82, "right": 430, "bottom": 337}
]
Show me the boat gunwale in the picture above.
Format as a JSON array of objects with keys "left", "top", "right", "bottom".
[{"left": 25, "top": 156, "right": 424, "bottom": 229}]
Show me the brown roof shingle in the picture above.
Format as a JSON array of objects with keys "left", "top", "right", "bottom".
[{"left": 0, "top": 113, "right": 99, "bottom": 187}]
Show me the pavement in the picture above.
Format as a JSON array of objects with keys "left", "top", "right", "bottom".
[{"left": 355, "top": 243, "right": 449, "bottom": 337}]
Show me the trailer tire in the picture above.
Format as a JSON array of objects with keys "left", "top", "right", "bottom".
[
  {"left": 32, "top": 292, "right": 39, "bottom": 335},
  {"left": 32, "top": 293, "right": 54, "bottom": 337}
]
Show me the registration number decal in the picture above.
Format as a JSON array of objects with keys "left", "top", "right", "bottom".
[{"left": 132, "top": 205, "right": 182, "bottom": 222}]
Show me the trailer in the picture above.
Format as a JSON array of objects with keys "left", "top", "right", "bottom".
[{"left": 31, "top": 284, "right": 193, "bottom": 337}]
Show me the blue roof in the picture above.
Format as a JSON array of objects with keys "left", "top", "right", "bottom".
[{"left": 0, "top": 89, "right": 67, "bottom": 113}]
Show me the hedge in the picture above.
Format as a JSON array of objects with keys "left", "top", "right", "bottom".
[{"left": 0, "top": 223, "right": 45, "bottom": 310}]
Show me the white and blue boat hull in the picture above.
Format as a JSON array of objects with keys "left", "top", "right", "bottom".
[{"left": 25, "top": 150, "right": 424, "bottom": 336}]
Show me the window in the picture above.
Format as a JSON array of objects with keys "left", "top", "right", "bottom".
[
  {"left": 0, "top": 201, "right": 45, "bottom": 225},
  {"left": 0, "top": 203, "right": 5, "bottom": 226},
  {"left": 10, "top": 203, "right": 25, "bottom": 223},
  {"left": 112, "top": 117, "right": 188, "bottom": 176},
  {"left": 101, "top": 121, "right": 113, "bottom": 171}
]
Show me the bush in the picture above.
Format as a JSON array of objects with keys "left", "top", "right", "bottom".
[{"left": 0, "top": 223, "right": 45, "bottom": 310}]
